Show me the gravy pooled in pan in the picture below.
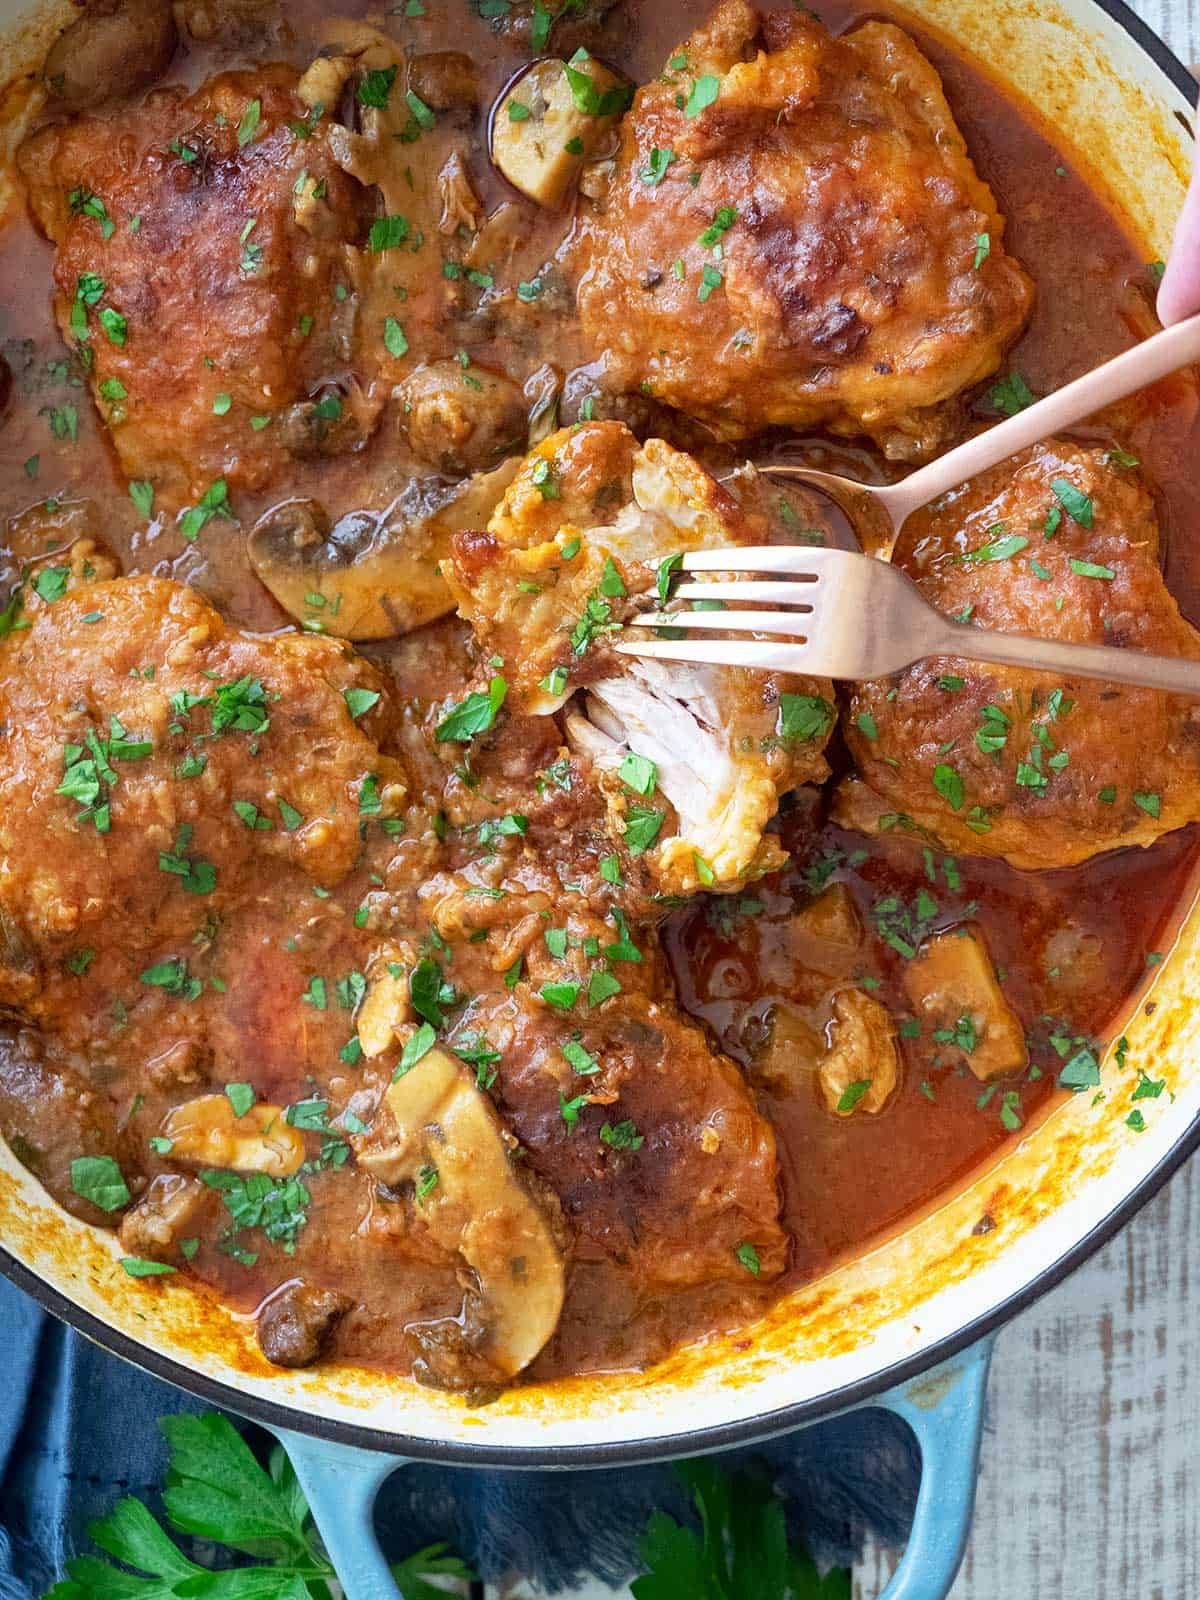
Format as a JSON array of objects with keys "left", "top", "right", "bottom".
[{"left": 0, "top": 0, "right": 1197, "bottom": 1393}]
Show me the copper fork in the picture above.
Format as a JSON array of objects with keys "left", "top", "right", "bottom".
[
  {"left": 755, "top": 312, "right": 1200, "bottom": 558},
  {"left": 617, "top": 546, "right": 1200, "bottom": 693}
]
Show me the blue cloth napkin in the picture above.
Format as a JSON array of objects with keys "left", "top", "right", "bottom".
[{"left": 0, "top": 1277, "right": 921, "bottom": 1595}]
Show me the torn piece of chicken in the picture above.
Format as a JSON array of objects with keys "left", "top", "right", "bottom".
[
  {"left": 573, "top": 0, "right": 1033, "bottom": 460},
  {"left": 355, "top": 1046, "right": 565, "bottom": 1379},
  {"left": 904, "top": 926, "right": 1027, "bottom": 1082},
  {"left": 819, "top": 988, "right": 900, "bottom": 1115},
  {"left": 443, "top": 421, "right": 834, "bottom": 894},
  {"left": 841, "top": 441, "right": 1200, "bottom": 869}
]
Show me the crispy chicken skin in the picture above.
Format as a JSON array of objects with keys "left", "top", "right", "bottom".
[
  {"left": 841, "top": 441, "right": 1200, "bottom": 868},
  {"left": 574, "top": 0, "right": 1033, "bottom": 458},
  {"left": 18, "top": 67, "right": 367, "bottom": 505},
  {"left": 0, "top": 575, "right": 403, "bottom": 994},
  {"left": 444, "top": 421, "right": 834, "bottom": 894}
]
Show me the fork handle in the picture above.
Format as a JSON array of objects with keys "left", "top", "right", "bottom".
[
  {"left": 885, "top": 313, "right": 1200, "bottom": 530},
  {"left": 937, "top": 619, "right": 1200, "bottom": 696}
]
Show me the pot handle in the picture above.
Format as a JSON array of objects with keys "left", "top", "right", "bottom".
[
  {"left": 272, "top": 1425, "right": 409, "bottom": 1600},
  {"left": 272, "top": 1334, "right": 993, "bottom": 1600},
  {"left": 871, "top": 1334, "right": 995, "bottom": 1600}
]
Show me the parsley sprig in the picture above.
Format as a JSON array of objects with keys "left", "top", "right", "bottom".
[
  {"left": 44, "top": 1410, "right": 475, "bottom": 1599},
  {"left": 633, "top": 1461, "right": 850, "bottom": 1598}
]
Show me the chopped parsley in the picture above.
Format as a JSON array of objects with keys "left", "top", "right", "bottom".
[
  {"left": 435, "top": 675, "right": 507, "bottom": 741},
  {"left": 684, "top": 73, "right": 720, "bottom": 117},
  {"left": 1051, "top": 479, "right": 1094, "bottom": 528},
  {"left": 777, "top": 694, "right": 834, "bottom": 744}
]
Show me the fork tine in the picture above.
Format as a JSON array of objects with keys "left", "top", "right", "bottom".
[
  {"left": 678, "top": 546, "right": 830, "bottom": 574},
  {"left": 624, "top": 610, "right": 811, "bottom": 637},
  {"left": 613, "top": 638, "right": 815, "bottom": 670},
  {"left": 670, "top": 581, "right": 813, "bottom": 605}
]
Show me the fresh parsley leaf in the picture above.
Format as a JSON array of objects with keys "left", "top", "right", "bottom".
[
  {"left": 563, "top": 52, "right": 632, "bottom": 118},
  {"left": 344, "top": 687, "right": 381, "bottom": 721},
  {"left": 49, "top": 1410, "right": 478, "bottom": 1599},
  {"left": 397, "top": 1021, "right": 436, "bottom": 1077},
  {"left": 642, "top": 146, "right": 677, "bottom": 186},
  {"left": 735, "top": 1241, "right": 761, "bottom": 1276},
  {"left": 600, "top": 1118, "right": 643, "bottom": 1150},
  {"left": 236, "top": 98, "right": 262, "bottom": 147},
  {"left": 932, "top": 763, "right": 965, "bottom": 811},
  {"left": 836, "top": 1080, "right": 871, "bottom": 1112},
  {"left": 625, "top": 804, "right": 664, "bottom": 855},
  {"left": 619, "top": 751, "right": 657, "bottom": 795},
  {"left": 963, "top": 530, "right": 1028, "bottom": 563},
  {"left": 409, "top": 957, "right": 455, "bottom": 1028},
  {"left": 778, "top": 694, "right": 834, "bottom": 743},
  {"left": 358, "top": 65, "right": 398, "bottom": 109},
  {"left": 632, "top": 1462, "right": 851, "bottom": 1599},
  {"left": 121, "top": 1257, "right": 176, "bottom": 1278},
  {"left": 684, "top": 73, "right": 719, "bottom": 117},
  {"left": 369, "top": 214, "right": 411, "bottom": 252},
  {"left": 70, "top": 1155, "right": 130, "bottom": 1213},
  {"left": 989, "top": 371, "right": 1036, "bottom": 416},
  {"left": 384, "top": 315, "right": 409, "bottom": 358},
  {"left": 1051, "top": 478, "right": 1094, "bottom": 528},
  {"left": 435, "top": 675, "right": 507, "bottom": 742}
]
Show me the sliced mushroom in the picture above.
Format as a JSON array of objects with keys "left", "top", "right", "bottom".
[
  {"left": 0, "top": 909, "right": 37, "bottom": 1009},
  {"left": 400, "top": 361, "right": 527, "bottom": 474},
  {"left": 162, "top": 1093, "right": 306, "bottom": 1175},
  {"left": 297, "top": 51, "right": 357, "bottom": 111},
  {"left": 790, "top": 884, "right": 863, "bottom": 977},
  {"left": 356, "top": 948, "right": 413, "bottom": 1058},
  {"left": 752, "top": 1003, "right": 824, "bottom": 1097},
  {"left": 904, "top": 925, "right": 1028, "bottom": 1082},
  {"left": 408, "top": 51, "right": 479, "bottom": 116},
  {"left": 357, "top": 1047, "right": 565, "bottom": 1377},
  {"left": 45, "top": 0, "right": 177, "bottom": 109},
  {"left": 276, "top": 385, "right": 381, "bottom": 461},
  {"left": 491, "top": 55, "right": 628, "bottom": 209},
  {"left": 248, "top": 457, "right": 520, "bottom": 640},
  {"left": 5, "top": 498, "right": 121, "bottom": 584},
  {"left": 819, "top": 988, "right": 900, "bottom": 1115}
]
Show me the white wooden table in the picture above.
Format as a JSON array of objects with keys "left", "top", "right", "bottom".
[{"left": 502, "top": 5, "right": 1200, "bottom": 1596}]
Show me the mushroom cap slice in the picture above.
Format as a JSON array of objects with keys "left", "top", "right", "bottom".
[
  {"left": 247, "top": 458, "right": 520, "bottom": 640},
  {"left": 162, "top": 1093, "right": 306, "bottom": 1175},
  {"left": 904, "top": 925, "right": 1028, "bottom": 1082},
  {"left": 491, "top": 55, "right": 628, "bottom": 209},
  {"left": 364, "top": 1047, "right": 565, "bottom": 1377},
  {"left": 819, "top": 987, "right": 900, "bottom": 1115}
]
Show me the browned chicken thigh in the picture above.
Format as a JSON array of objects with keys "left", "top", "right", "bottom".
[
  {"left": 0, "top": 574, "right": 403, "bottom": 999},
  {"left": 18, "top": 67, "right": 368, "bottom": 506},
  {"left": 841, "top": 441, "right": 1200, "bottom": 868},
  {"left": 575, "top": 0, "right": 1033, "bottom": 458}
]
